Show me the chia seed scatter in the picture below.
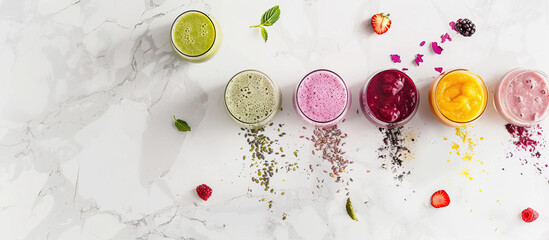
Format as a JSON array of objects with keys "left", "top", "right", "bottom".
[{"left": 377, "top": 127, "right": 414, "bottom": 184}]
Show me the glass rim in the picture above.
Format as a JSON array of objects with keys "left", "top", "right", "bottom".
[
  {"left": 433, "top": 68, "right": 488, "bottom": 124},
  {"left": 362, "top": 68, "right": 419, "bottom": 126},
  {"left": 170, "top": 10, "right": 217, "bottom": 58},
  {"left": 295, "top": 69, "right": 350, "bottom": 124},
  {"left": 224, "top": 69, "right": 280, "bottom": 125},
  {"left": 498, "top": 68, "right": 549, "bottom": 125}
]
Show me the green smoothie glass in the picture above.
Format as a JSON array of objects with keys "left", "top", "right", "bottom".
[
  {"left": 224, "top": 70, "right": 282, "bottom": 128},
  {"left": 170, "top": 10, "right": 222, "bottom": 63}
]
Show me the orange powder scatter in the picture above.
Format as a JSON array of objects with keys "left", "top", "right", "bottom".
[
  {"left": 452, "top": 143, "right": 460, "bottom": 155},
  {"left": 455, "top": 126, "right": 474, "bottom": 162},
  {"left": 446, "top": 126, "right": 485, "bottom": 180},
  {"left": 460, "top": 169, "right": 473, "bottom": 180}
]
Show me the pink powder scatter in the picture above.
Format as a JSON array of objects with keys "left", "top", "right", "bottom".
[
  {"left": 402, "top": 68, "right": 408, "bottom": 71},
  {"left": 431, "top": 42, "right": 444, "bottom": 55},
  {"left": 435, "top": 67, "right": 443, "bottom": 73},
  {"left": 441, "top": 33, "right": 452, "bottom": 43},
  {"left": 390, "top": 54, "right": 401, "bottom": 63},
  {"left": 420, "top": 41, "right": 426, "bottom": 46},
  {"left": 414, "top": 54, "right": 424, "bottom": 66}
]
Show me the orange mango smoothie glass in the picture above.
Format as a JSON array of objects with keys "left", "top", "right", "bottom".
[{"left": 428, "top": 69, "right": 488, "bottom": 127}]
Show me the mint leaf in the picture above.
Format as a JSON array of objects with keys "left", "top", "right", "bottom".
[
  {"left": 173, "top": 116, "right": 191, "bottom": 132},
  {"left": 261, "top": 5, "right": 280, "bottom": 26},
  {"left": 260, "top": 26, "right": 268, "bottom": 42},
  {"left": 250, "top": 5, "right": 280, "bottom": 43}
]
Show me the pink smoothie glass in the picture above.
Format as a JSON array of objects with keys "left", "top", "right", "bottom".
[
  {"left": 494, "top": 68, "right": 549, "bottom": 127},
  {"left": 294, "top": 69, "right": 351, "bottom": 128}
]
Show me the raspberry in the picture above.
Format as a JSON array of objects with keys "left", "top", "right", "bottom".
[
  {"left": 521, "top": 208, "right": 539, "bottom": 223},
  {"left": 196, "top": 184, "right": 212, "bottom": 201}
]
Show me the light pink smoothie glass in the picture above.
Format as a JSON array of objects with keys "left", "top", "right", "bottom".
[
  {"left": 293, "top": 69, "right": 351, "bottom": 128},
  {"left": 494, "top": 68, "right": 549, "bottom": 127}
]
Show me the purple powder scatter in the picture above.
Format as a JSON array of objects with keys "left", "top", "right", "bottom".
[
  {"left": 505, "top": 124, "right": 549, "bottom": 182},
  {"left": 414, "top": 54, "right": 424, "bottom": 66},
  {"left": 431, "top": 42, "right": 443, "bottom": 55},
  {"left": 390, "top": 54, "right": 401, "bottom": 63},
  {"left": 435, "top": 67, "right": 443, "bottom": 73},
  {"left": 402, "top": 68, "right": 408, "bottom": 71},
  {"left": 505, "top": 124, "right": 540, "bottom": 154},
  {"left": 441, "top": 33, "right": 452, "bottom": 43},
  {"left": 420, "top": 41, "right": 426, "bottom": 46}
]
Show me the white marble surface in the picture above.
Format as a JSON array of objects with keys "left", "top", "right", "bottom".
[{"left": 2, "top": 0, "right": 549, "bottom": 239}]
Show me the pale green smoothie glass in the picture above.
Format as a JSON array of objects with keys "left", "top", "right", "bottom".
[{"left": 224, "top": 70, "right": 282, "bottom": 128}]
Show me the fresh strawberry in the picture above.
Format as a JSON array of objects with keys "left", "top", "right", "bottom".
[
  {"left": 371, "top": 13, "right": 391, "bottom": 35},
  {"left": 196, "top": 184, "right": 212, "bottom": 201},
  {"left": 522, "top": 208, "right": 539, "bottom": 223},
  {"left": 431, "top": 190, "right": 450, "bottom": 208}
]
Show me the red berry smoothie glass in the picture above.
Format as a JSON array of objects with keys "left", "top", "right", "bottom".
[
  {"left": 360, "top": 69, "right": 419, "bottom": 128},
  {"left": 494, "top": 68, "right": 549, "bottom": 127},
  {"left": 294, "top": 69, "right": 351, "bottom": 128}
]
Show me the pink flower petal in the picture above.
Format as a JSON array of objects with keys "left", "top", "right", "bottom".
[
  {"left": 420, "top": 41, "right": 426, "bottom": 46},
  {"left": 450, "top": 19, "right": 462, "bottom": 32},
  {"left": 402, "top": 68, "right": 408, "bottom": 71},
  {"left": 435, "top": 67, "right": 443, "bottom": 73},
  {"left": 450, "top": 21, "right": 456, "bottom": 31},
  {"left": 441, "top": 33, "right": 452, "bottom": 43},
  {"left": 390, "top": 54, "right": 401, "bottom": 63},
  {"left": 431, "top": 42, "right": 443, "bottom": 55},
  {"left": 415, "top": 54, "right": 424, "bottom": 66}
]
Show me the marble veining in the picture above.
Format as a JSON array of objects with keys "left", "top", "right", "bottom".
[{"left": 1, "top": 0, "right": 549, "bottom": 239}]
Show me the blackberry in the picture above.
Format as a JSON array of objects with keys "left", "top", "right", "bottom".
[{"left": 455, "top": 18, "right": 476, "bottom": 37}]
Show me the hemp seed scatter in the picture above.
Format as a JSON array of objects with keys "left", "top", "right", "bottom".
[{"left": 239, "top": 123, "right": 300, "bottom": 209}]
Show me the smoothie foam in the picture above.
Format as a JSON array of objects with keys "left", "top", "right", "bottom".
[
  {"left": 225, "top": 70, "right": 280, "bottom": 126},
  {"left": 172, "top": 11, "right": 216, "bottom": 56},
  {"left": 296, "top": 70, "right": 348, "bottom": 123},
  {"left": 171, "top": 10, "right": 222, "bottom": 62},
  {"left": 498, "top": 69, "right": 549, "bottom": 124}
]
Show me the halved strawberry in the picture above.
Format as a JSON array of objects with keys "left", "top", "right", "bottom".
[
  {"left": 431, "top": 190, "right": 450, "bottom": 208},
  {"left": 371, "top": 13, "right": 391, "bottom": 35}
]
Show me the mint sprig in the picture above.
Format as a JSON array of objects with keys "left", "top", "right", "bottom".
[
  {"left": 250, "top": 5, "right": 280, "bottom": 42},
  {"left": 173, "top": 116, "right": 191, "bottom": 132}
]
